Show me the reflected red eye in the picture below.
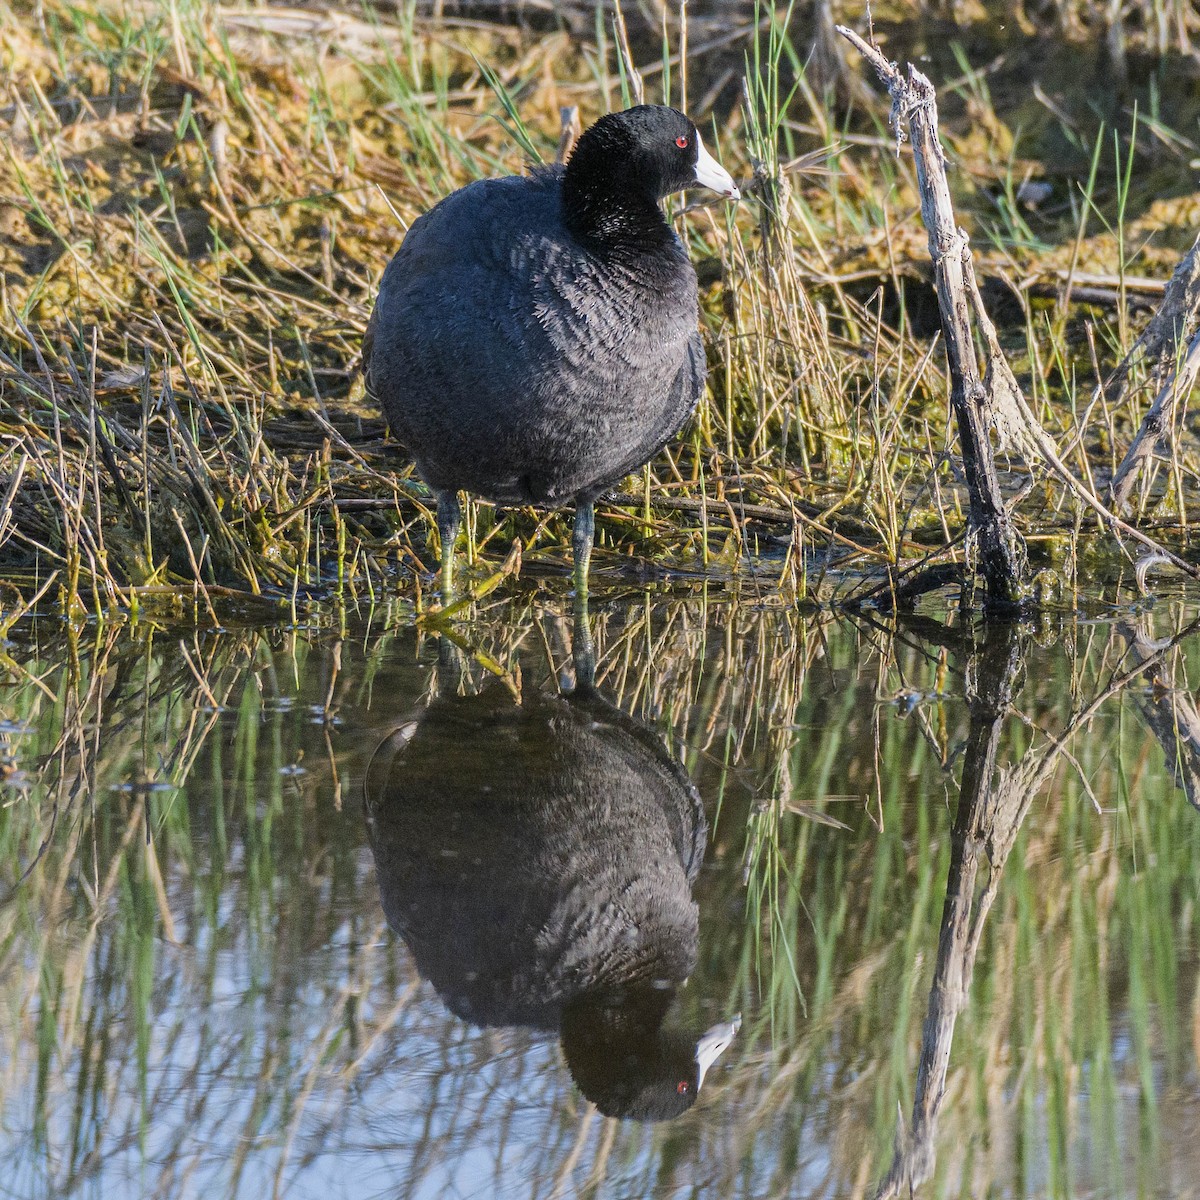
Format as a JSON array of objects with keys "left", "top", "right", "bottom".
[
  {"left": 676, "top": 1081, "right": 689, "bottom": 1094},
  {"left": 675, "top": 135, "right": 689, "bottom": 149}
]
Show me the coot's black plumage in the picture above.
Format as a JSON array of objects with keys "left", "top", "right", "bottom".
[
  {"left": 363, "top": 657, "right": 739, "bottom": 1120},
  {"left": 364, "top": 105, "right": 739, "bottom": 594}
]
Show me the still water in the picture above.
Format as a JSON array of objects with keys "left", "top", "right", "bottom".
[{"left": 1, "top": 590, "right": 1198, "bottom": 1199}]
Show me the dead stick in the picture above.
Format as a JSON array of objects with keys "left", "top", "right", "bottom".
[
  {"left": 961, "top": 260, "right": 1200, "bottom": 579},
  {"left": 1099, "top": 230, "right": 1200, "bottom": 412},
  {"left": 836, "top": 26, "right": 1023, "bottom": 613}
]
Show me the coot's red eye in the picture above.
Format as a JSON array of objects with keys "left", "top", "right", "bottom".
[
  {"left": 677, "top": 1081, "right": 689, "bottom": 1094},
  {"left": 675, "top": 135, "right": 689, "bottom": 149}
]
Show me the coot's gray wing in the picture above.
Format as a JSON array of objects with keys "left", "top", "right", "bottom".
[{"left": 367, "top": 174, "right": 561, "bottom": 437}]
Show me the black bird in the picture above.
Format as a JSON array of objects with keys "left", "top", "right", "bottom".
[
  {"left": 363, "top": 650, "right": 739, "bottom": 1120},
  {"left": 364, "top": 105, "right": 739, "bottom": 596}
]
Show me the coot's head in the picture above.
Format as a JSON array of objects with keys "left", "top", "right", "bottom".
[
  {"left": 562, "top": 105, "right": 739, "bottom": 244},
  {"left": 561, "top": 989, "right": 741, "bottom": 1121}
]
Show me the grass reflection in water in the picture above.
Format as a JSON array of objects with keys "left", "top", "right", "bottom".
[{"left": 0, "top": 590, "right": 1197, "bottom": 1198}]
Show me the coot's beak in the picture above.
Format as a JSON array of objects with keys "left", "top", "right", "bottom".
[
  {"left": 694, "top": 1013, "right": 742, "bottom": 1091},
  {"left": 692, "top": 134, "right": 740, "bottom": 200}
]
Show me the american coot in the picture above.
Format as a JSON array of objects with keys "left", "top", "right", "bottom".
[
  {"left": 363, "top": 640, "right": 740, "bottom": 1120},
  {"left": 364, "top": 105, "right": 739, "bottom": 596}
]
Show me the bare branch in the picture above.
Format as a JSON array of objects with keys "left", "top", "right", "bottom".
[
  {"left": 836, "top": 26, "right": 1024, "bottom": 613},
  {"left": 1101, "top": 231, "right": 1200, "bottom": 410},
  {"left": 837, "top": 24, "right": 1200, "bottom": 587}
]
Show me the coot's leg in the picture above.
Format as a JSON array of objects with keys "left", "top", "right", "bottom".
[
  {"left": 571, "top": 498, "right": 595, "bottom": 600},
  {"left": 571, "top": 498, "right": 597, "bottom": 690},
  {"left": 436, "top": 490, "right": 462, "bottom": 600}
]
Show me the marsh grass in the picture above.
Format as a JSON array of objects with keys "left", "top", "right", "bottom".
[{"left": 1, "top": 0, "right": 1199, "bottom": 614}]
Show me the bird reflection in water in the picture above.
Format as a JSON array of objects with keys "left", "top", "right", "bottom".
[{"left": 363, "top": 629, "right": 739, "bottom": 1121}]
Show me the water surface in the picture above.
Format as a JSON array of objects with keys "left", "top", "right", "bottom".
[{"left": 2, "top": 591, "right": 1198, "bottom": 1198}]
